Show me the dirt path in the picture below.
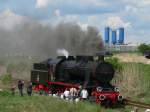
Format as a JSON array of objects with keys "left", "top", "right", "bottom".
[{"left": 114, "top": 53, "right": 150, "bottom": 64}]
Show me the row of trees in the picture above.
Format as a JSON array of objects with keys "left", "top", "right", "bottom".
[{"left": 138, "top": 43, "right": 150, "bottom": 54}]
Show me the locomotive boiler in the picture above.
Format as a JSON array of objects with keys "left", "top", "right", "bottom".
[{"left": 31, "top": 52, "right": 123, "bottom": 107}]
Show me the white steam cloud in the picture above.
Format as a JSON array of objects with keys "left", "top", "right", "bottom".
[
  {"left": 106, "top": 16, "right": 131, "bottom": 29},
  {"left": 57, "top": 49, "right": 69, "bottom": 58}
]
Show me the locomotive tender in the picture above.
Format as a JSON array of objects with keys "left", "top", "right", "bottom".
[{"left": 31, "top": 52, "right": 123, "bottom": 107}]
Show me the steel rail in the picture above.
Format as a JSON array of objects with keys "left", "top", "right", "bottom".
[{"left": 124, "top": 99, "right": 150, "bottom": 109}]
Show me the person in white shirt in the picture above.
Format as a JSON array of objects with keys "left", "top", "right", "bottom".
[
  {"left": 64, "top": 88, "right": 70, "bottom": 100},
  {"left": 80, "top": 88, "right": 88, "bottom": 101}
]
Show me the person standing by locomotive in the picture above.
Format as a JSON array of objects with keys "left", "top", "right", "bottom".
[
  {"left": 70, "top": 88, "right": 78, "bottom": 100},
  {"left": 64, "top": 88, "right": 70, "bottom": 100},
  {"left": 80, "top": 88, "right": 88, "bottom": 101},
  {"left": 18, "top": 80, "right": 24, "bottom": 96},
  {"left": 77, "top": 86, "right": 82, "bottom": 97},
  {"left": 27, "top": 82, "right": 32, "bottom": 96}
]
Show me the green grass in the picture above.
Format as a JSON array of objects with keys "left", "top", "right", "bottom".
[
  {"left": 0, "top": 91, "right": 146, "bottom": 112},
  {"left": 0, "top": 91, "right": 115, "bottom": 112},
  {"left": 0, "top": 73, "right": 12, "bottom": 84},
  {"left": 112, "top": 62, "right": 150, "bottom": 102}
]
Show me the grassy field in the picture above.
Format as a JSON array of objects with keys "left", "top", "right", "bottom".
[
  {"left": 1, "top": 90, "right": 149, "bottom": 112},
  {"left": 0, "top": 91, "right": 117, "bottom": 112},
  {"left": 114, "top": 53, "right": 150, "bottom": 64},
  {"left": 112, "top": 63, "right": 150, "bottom": 102}
]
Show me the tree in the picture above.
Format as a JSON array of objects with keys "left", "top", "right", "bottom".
[{"left": 138, "top": 43, "right": 150, "bottom": 54}]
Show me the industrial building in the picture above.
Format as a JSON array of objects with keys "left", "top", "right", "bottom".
[
  {"left": 104, "top": 27, "right": 137, "bottom": 52},
  {"left": 104, "top": 27, "right": 125, "bottom": 45}
]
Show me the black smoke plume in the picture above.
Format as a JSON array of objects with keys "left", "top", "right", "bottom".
[{"left": 0, "top": 21, "right": 104, "bottom": 58}]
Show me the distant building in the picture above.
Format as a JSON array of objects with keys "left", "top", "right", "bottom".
[{"left": 104, "top": 27, "right": 125, "bottom": 45}]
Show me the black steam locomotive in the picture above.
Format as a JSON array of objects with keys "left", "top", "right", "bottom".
[{"left": 31, "top": 52, "right": 123, "bottom": 107}]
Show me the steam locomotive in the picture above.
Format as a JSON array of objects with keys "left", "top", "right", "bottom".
[{"left": 31, "top": 52, "right": 123, "bottom": 107}]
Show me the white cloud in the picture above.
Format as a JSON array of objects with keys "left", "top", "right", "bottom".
[
  {"left": 65, "top": 0, "right": 106, "bottom": 6},
  {"left": 51, "top": 9, "right": 79, "bottom": 24},
  {"left": 141, "top": 0, "right": 150, "bottom": 5},
  {"left": 136, "top": 0, "right": 150, "bottom": 7},
  {"left": 88, "top": 16, "right": 97, "bottom": 23},
  {"left": 0, "top": 9, "right": 25, "bottom": 30},
  {"left": 125, "top": 5, "right": 138, "bottom": 13},
  {"left": 43, "top": 9, "right": 90, "bottom": 31},
  {"left": 35, "top": 0, "right": 106, "bottom": 8},
  {"left": 36, "top": 0, "right": 52, "bottom": 8},
  {"left": 126, "top": 34, "right": 150, "bottom": 45},
  {"left": 122, "top": 0, "right": 150, "bottom": 7},
  {"left": 83, "top": 0, "right": 106, "bottom": 6},
  {"left": 106, "top": 16, "right": 131, "bottom": 29},
  {"left": 54, "top": 9, "right": 61, "bottom": 17},
  {"left": 87, "top": 15, "right": 99, "bottom": 26}
]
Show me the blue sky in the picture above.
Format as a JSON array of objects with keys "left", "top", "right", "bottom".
[{"left": 0, "top": 0, "right": 150, "bottom": 44}]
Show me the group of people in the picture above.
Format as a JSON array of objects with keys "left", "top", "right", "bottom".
[
  {"left": 11, "top": 80, "right": 33, "bottom": 96},
  {"left": 11, "top": 80, "right": 89, "bottom": 103},
  {"left": 52, "top": 87, "right": 89, "bottom": 102}
]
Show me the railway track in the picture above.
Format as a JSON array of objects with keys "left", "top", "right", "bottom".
[{"left": 124, "top": 99, "right": 150, "bottom": 109}]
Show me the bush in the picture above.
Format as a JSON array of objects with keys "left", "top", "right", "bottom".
[
  {"left": 0, "top": 73, "right": 12, "bottom": 84},
  {"left": 0, "top": 90, "right": 12, "bottom": 96},
  {"left": 105, "top": 57, "right": 122, "bottom": 71},
  {"left": 138, "top": 43, "right": 150, "bottom": 54}
]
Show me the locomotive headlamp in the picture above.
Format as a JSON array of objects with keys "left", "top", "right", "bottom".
[
  {"left": 114, "top": 87, "right": 119, "bottom": 92},
  {"left": 97, "top": 87, "right": 103, "bottom": 92},
  {"left": 118, "top": 95, "right": 123, "bottom": 101},
  {"left": 99, "top": 95, "right": 106, "bottom": 101}
]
